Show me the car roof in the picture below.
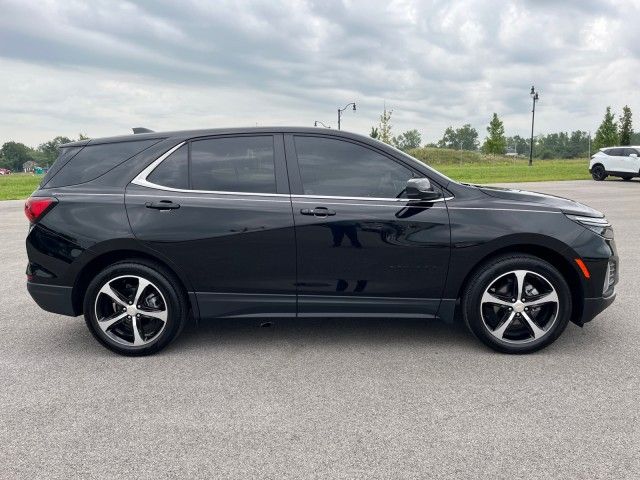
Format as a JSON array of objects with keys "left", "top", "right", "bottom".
[
  {"left": 600, "top": 145, "right": 640, "bottom": 150},
  {"left": 61, "top": 126, "right": 372, "bottom": 147}
]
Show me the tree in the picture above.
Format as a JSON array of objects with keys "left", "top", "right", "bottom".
[
  {"left": 481, "top": 113, "right": 506, "bottom": 154},
  {"left": 619, "top": 105, "right": 633, "bottom": 146},
  {"left": 437, "top": 127, "right": 457, "bottom": 149},
  {"left": 377, "top": 107, "right": 393, "bottom": 145},
  {"left": 437, "top": 124, "right": 479, "bottom": 150},
  {"left": 0, "top": 142, "right": 37, "bottom": 171},
  {"left": 392, "top": 129, "right": 421, "bottom": 151},
  {"left": 369, "top": 127, "right": 379, "bottom": 140},
  {"left": 455, "top": 124, "right": 479, "bottom": 150},
  {"left": 593, "top": 107, "right": 619, "bottom": 149},
  {"left": 506, "top": 135, "right": 528, "bottom": 156},
  {"left": 38, "top": 136, "right": 73, "bottom": 166}
]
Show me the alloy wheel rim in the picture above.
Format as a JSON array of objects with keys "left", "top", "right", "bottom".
[
  {"left": 94, "top": 275, "right": 168, "bottom": 347},
  {"left": 480, "top": 269, "right": 559, "bottom": 344}
]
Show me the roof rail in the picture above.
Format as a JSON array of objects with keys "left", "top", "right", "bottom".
[{"left": 132, "top": 127, "right": 154, "bottom": 134}]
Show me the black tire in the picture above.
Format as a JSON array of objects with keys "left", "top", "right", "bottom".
[
  {"left": 622, "top": 176, "right": 633, "bottom": 181},
  {"left": 83, "top": 260, "right": 188, "bottom": 356},
  {"left": 591, "top": 164, "right": 607, "bottom": 181},
  {"left": 462, "top": 254, "right": 572, "bottom": 354}
]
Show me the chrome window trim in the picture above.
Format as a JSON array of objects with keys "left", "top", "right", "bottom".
[
  {"left": 132, "top": 142, "right": 455, "bottom": 202},
  {"left": 292, "top": 194, "right": 452, "bottom": 203},
  {"left": 126, "top": 193, "right": 291, "bottom": 203},
  {"left": 131, "top": 141, "right": 289, "bottom": 198}
]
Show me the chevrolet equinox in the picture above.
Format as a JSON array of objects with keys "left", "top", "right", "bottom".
[{"left": 25, "top": 128, "right": 618, "bottom": 355}]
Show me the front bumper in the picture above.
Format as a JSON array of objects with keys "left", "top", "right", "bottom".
[
  {"left": 580, "top": 292, "right": 616, "bottom": 324},
  {"left": 27, "top": 281, "right": 77, "bottom": 317}
]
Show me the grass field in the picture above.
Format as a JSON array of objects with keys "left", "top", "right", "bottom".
[
  {"left": 434, "top": 158, "right": 591, "bottom": 183},
  {"left": 0, "top": 153, "right": 593, "bottom": 201},
  {"left": 0, "top": 174, "right": 41, "bottom": 201}
]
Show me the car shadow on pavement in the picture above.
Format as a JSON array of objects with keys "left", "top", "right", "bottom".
[
  {"left": 167, "top": 316, "right": 483, "bottom": 353},
  {"left": 52, "top": 312, "right": 607, "bottom": 357}
]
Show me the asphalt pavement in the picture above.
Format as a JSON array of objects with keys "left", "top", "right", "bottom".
[{"left": 0, "top": 179, "right": 638, "bottom": 479}]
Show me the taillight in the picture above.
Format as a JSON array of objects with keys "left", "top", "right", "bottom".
[{"left": 24, "top": 197, "right": 57, "bottom": 223}]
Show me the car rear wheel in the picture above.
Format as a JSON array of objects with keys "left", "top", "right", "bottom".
[
  {"left": 83, "top": 260, "right": 187, "bottom": 355},
  {"left": 622, "top": 176, "right": 633, "bottom": 181},
  {"left": 462, "top": 254, "right": 572, "bottom": 354},
  {"left": 591, "top": 164, "right": 607, "bottom": 181}
]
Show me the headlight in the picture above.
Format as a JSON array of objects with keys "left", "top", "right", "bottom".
[{"left": 565, "top": 214, "right": 611, "bottom": 237}]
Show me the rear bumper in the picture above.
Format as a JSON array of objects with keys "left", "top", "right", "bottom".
[
  {"left": 27, "top": 281, "right": 77, "bottom": 317},
  {"left": 580, "top": 292, "right": 616, "bottom": 324}
]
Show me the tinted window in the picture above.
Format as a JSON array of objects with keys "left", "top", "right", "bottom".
[
  {"left": 294, "top": 136, "right": 414, "bottom": 198},
  {"left": 622, "top": 148, "right": 637, "bottom": 156},
  {"left": 41, "top": 146, "right": 83, "bottom": 186},
  {"left": 147, "top": 145, "right": 188, "bottom": 189},
  {"left": 46, "top": 139, "right": 160, "bottom": 188},
  {"left": 607, "top": 148, "right": 624, "bottom": 156},
  {"left": 190, "top": 136, "right": 276, "bottom": 193}
]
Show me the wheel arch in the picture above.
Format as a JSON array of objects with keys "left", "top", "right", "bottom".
[
  {"left": 71, "top": 248, "right": 198, "bottom": 319},
  {"left": 456, "top": 244, "right": 584, "bottom": 325}
]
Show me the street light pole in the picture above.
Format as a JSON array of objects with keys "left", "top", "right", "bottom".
[
  {"left": 337, "top": 102, "right": 356, "bottom": 130},
  {"left": 529, "top": 86, "right": 539, "bottom": 167}
]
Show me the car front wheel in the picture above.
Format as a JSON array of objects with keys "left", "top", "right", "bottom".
[
  {"left": 591, "top": 164, "right": 607, "bottom": 181},
  {"left": 462, "top": 254, "right": 572, "bottom": 354},
  {"left": 83, "top": 260, "right": 187, "bottom": 356}
]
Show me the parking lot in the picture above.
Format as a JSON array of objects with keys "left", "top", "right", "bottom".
[{"left": 0, "top": 180, "right": 638, "bottom": 479}]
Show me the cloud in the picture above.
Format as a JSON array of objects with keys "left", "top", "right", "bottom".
[{"left": 0, "top": 0, "right": 638, "bottom": 146}]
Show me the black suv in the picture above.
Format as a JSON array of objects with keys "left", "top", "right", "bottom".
[{"left": 25, "top": 128, "right": 618, "bottom": 355}]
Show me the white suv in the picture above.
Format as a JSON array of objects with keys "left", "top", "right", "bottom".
[{"left": 590, "top": 146, "right": 640, "bottom": 181}]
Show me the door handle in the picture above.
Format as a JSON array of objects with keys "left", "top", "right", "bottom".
[
  {"left": 300, "top": 207, "right": 336, "bottom": 217},
  {"left": 145, "top": 200, "right": 180, "bottom": 210}
]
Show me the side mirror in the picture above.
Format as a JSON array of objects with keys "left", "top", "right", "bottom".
[
  {"left": 405, "top": 178, "right": 442, "bottom": 201},
  {"left": 630, "top": 153, "right": 638, "bottom": 158}
]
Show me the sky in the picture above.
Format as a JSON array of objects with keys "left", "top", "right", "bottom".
[{"left": 1, "top": 0, "right": 639, "bottom": 147}]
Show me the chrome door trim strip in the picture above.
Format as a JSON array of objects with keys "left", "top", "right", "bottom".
[
  {"left": 291, "top": 194, "right": 453, "bottom": 203},
  {"left": 295, "top": 200, "right": 446, "bottom": 209}
]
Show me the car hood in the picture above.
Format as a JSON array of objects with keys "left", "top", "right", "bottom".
[{"left": 477, "top": 185, "right": 603, "bottom": 217}]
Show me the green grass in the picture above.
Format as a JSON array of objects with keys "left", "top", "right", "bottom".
[
  {"left": 0, "top": 150, "right": 593, "bottom": 201},
  {"left": 0, "top": 173, "right": 41, "bottom": 200},
  {"left": 408, "top": 147, "right": 591, "bottom": 184},
  {"left": 434, "top": 158, "right": 591, "bottom": 183}
]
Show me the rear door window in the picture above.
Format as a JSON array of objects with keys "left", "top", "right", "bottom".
[
  {"left": 45, "top": 139, "right": 161, "bottom": 188},
  {"left": 190, "top": 136, "right": 276, "bottom": 193}
]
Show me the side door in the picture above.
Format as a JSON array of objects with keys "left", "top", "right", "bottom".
[
  {"left": 607, "top": 148, "right": 626, "bottom": 172},
  {"left": 621, "top": 148, "right": 640, "bottom": 173},
  {"left": 125, "top": 134, "right": 297, "bottom": 319},
  {"left": 284, "top": 134, "right": 451, "bottom": 318}
]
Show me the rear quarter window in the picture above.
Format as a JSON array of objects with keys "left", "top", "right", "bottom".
[
  {"left": 44, "top": 139, "right": 161, "bottom": 188},
  {"left": 40, "top": 146, "right": 83, "bottom": 186}
]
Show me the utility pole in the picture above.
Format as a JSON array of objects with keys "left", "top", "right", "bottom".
[{"left": 529, "top": 86, "right": 539, "bottom": 167}]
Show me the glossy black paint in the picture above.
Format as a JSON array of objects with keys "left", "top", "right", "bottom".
[{"left": 26, "top": 127, "right": 618, "bottom": 326}]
